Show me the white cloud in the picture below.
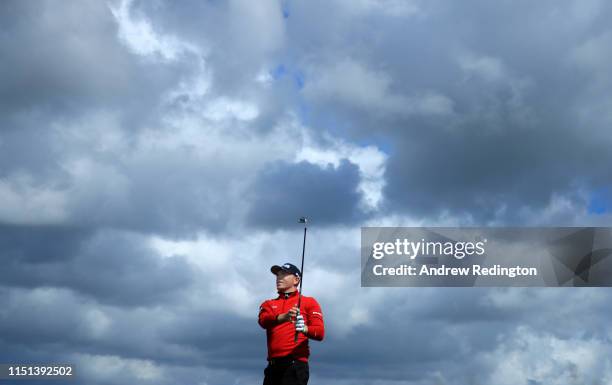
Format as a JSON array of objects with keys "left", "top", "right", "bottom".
[
  {"left": 255, "top": 68, "right": 274, "bottom": 85},
  {"left": 164, "top": 58, "right": 212, "bottom": 105},
  {"left": 483, "top": 326, "right": 612, "bottom": 385},
  {"left": 201, "top": 97, "right": 259, "bottom": 122},
  {"left": 109, "top": 0, "right": 199, "bottom": 61},
  {"left": 571, "top": 30, "right": 612, "bottom": 89},
  {"left": 148, "top": 224, "right": 383, "bottom": 337},
  {"left": 81, "top": 307, "right": 113, "bottom": 340},
  {"left": 162, "top": 57, "right": 259, "bottom": 122},
  {"left": 150, "top": 231, "right": 289, "bottom": 318},
  {"left": 76, "top": 353, "right": 165, "bottom": 382},
  {"left": 0, "top": 173, "right": 68, "bottom": 225},
  {"left": 53, "top": 110, "right": 128, "bottom": 154},
  {"left": 459, "top": 54, "right": 507, "bottom": 83}
]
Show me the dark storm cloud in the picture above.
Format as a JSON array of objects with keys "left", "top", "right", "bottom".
[
  {"left": 377, "top": 0, "right": 612, "bottom": 222},
  {"left": 284, "top": 0, "right": 612, "bottom": 223},
  {"left": 162, "top": 311, "right": 266, "bottom": 369},
  {"left": 0, "top": 227, "right": 194, "bottom": 307},
  {"left": 0, "top": 0, "right": 188, "bottom": 125},
  {"left": 0, "top": 114, "right": 70, "bottom": 182},
  {"left": 0, "top": 224, "right": 91, "bottom": 263},
  {"left": 247, "top": 159, "right": 365, "bottom": 228},
  {"left": 383, "top": 114, "right": 593, "bottom": 223}
]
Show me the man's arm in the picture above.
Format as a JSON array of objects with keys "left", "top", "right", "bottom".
[
  {"left": 259, "top": 301, "right": 293, "bottom": 329},
  {"left": 258, "top": 301, "right": 277, "bottom": 329},
  {"left": 304, "top": 298, "right": 325, "bottom": 341}
]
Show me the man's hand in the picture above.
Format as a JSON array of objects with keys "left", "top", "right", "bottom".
[
  {"left": 277, "top": 306, "right": 300, "bottom": 323},
  {"left": 295, "top": 314, "right": 308, "bottom": 334}
]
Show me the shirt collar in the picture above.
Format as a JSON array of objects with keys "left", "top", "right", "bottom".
[{"left": 278, "top": 290, "right": 299, "bottom": 299}]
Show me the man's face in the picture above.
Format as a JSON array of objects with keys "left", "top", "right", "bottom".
[{"left": 276, "top": 270, "right": 299, "bottom": 291}]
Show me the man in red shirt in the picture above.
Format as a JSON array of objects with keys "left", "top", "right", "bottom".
[{"left": 258, "top": 262, "right": 325, "bottom": 385}]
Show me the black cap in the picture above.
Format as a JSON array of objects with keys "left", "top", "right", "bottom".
[{"left": 271, "top": 262, "right": 301, "bottom": 278}]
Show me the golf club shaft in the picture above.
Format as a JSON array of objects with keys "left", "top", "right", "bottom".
[{"left": 294, "top": 224, "right": 307, "bottom": 342}]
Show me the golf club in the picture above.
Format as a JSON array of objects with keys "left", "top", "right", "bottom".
[{"left": 294, "top": 216, "right": 308, "bottom": 343}]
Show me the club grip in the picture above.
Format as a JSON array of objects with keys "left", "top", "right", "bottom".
[{"left": 294, "top": 308, "right": 300, "bottom": 343}]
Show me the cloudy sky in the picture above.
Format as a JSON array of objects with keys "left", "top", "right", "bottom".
[{"left": 2, "top": 0, "right": 612, "bottom": 384}]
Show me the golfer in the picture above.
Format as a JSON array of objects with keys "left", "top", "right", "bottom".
[{"left": 258, "top": 262, "right": 325, "bottom": 385}]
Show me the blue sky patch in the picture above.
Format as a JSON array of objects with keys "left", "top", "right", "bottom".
[
  {"left": 588, "top": 187, "right": 611, "bottom": 214},
  {"left": 271, "top": 64, "right": 286, "bottom": 79}
]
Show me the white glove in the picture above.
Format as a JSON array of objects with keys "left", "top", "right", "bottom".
[{"left": 295, "top": 315, "right": 306, "bottom": 332}]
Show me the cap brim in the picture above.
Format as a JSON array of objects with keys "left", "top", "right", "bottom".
[{"left": 271, "top": 265, "right": 284, "bottom": 275}]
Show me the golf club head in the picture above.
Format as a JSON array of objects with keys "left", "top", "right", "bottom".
[{"left": 298, "top": 217, "right": 308, "bottom": 224}]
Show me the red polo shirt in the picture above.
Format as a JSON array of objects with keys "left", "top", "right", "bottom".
[{"left": 258, "top": 290, "right": 325, "bottom": 362}]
